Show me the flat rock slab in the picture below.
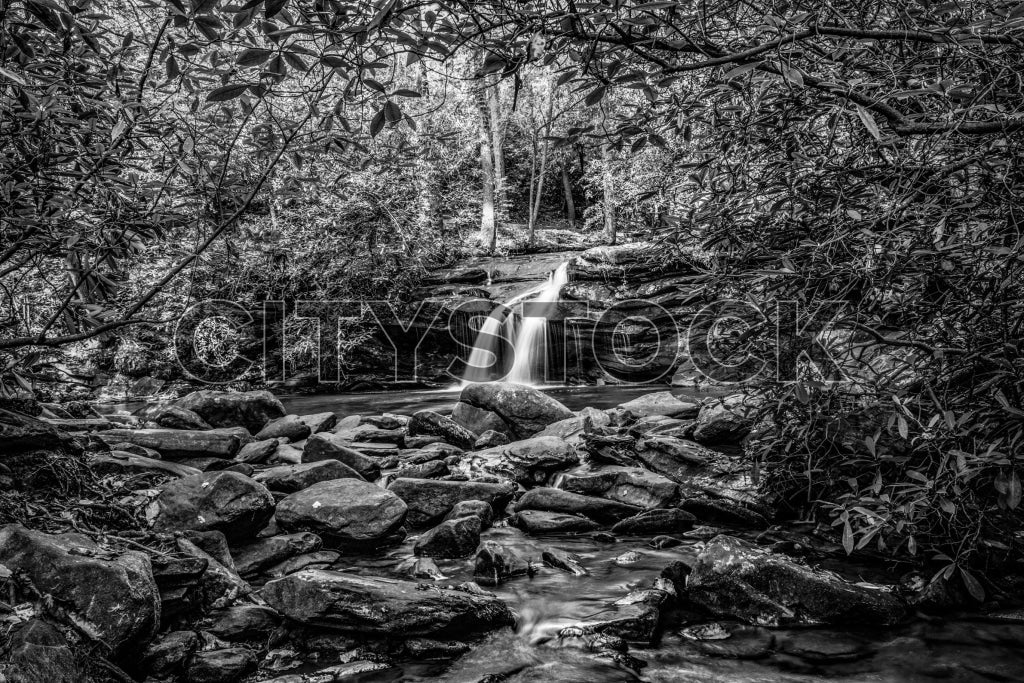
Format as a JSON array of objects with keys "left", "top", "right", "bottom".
[
  {"left": 514, "top": 487, "right": 642, "bottom": 524},
  {"left": 147, "top": 471, "right": 275, "bottom": 541},
  {"left": 511, "top": 510, "right": 601, "bottom": 535},
  {"left": 617, "top": 391, "right": 699, "bottom": 418},
  {"left": 388, "top": 477, "right": 516, "bottom": 527},
  {"left": 261, "top": 569, "right": 513, "bottom": 636},
  {"left": 101, "top": 428, "right": 241, "bottom": 460},
  {"left": 253, "top": 459, "right": 364, "bottom": 493},
  {"left": 275, "top": 479, "right": 407, "bottom": 545}
]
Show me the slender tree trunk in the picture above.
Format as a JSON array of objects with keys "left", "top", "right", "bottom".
[
  {"left": 600, "top": 102, "right": 616, "bottom": 245},
  {"left": 487, "top": 73, "right": 508, "bottom": 223},
  {"left": 475, "top": 57, "right": 496, "bottom": 252},
  {"left": 414, "top": 60, "right": 443, "bottom": 233},
  {"left": 561, "top": 165, "right": 575, "bottom": 229},
  {"left": 528, "top": 73, "right": 555, "bottom": 247}
]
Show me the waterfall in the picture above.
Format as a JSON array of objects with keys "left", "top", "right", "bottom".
[{"left": 461, "top": 262, "right": 570, "bottom": 386}]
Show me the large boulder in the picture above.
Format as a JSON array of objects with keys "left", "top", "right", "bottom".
[
  {"left": 0, "top": 619, "right": 80, "bottom": 683},
  {"left": 253, "top": 460, "right": 364, "bottom": 493},
  {"left": 302, "top": 432, "right": 380, "bottom": 480},
  {"left": 100, "top": 428, "right": 241, "bottom": 460},
  {"left": 275, "top": 479, "right": 406, "bottom": 544},
  {"left": 534, "top": 407, "right": 611, "bottom": 444},
  {"left": 153, "top": 405, "right": 213, "bottom": 430},
  {"left": 261, "top": 569, "right": 514, "bottom": 636},
  {"left": 457, "top": 382, "right": 573, "bottom": 438},
  {"left": 413, "top": 516, "right": 482, "bottom": 558},
  {"left": 147, "top": 471, "right": 275, "bottom": 541},
  {"left": 557, "top": 466, "right": 680, "bottom": 509},
  {"left": 232, "top": 533, "right": 322, "bottom": 577},
  {"left": 611, "top": 508, "right": 696, "bottom": 534},
  {"left": 176, "top": 390, "right": 286, "bottom": 434},
  {"left": 388, "top": 477, "right": 516, "bottom": 527},
  {"left": 474, "top": 541, "right": 531, "bottom": 586},
  {"left": 692, "top": 396, "right": 756, "bottom": 444},
  {"left": 451, "top": 401, "right": 513, "bottom": 438},
  {"left": 514, "top": 487, "right": 642, "bottom": 524},
  {"left": 0, "top": 525, "right": 160, "bottom": 651},
  {"left": 511, "top": 510, "right": 601, "bottom": 535},
  {"left": 468, "top": 435, "right": 578, "bottom": 486},
  {"left": 255, "top": 414, "right": 311, "bottom": 442},
  {"left": 685, "top": 535, "right": 907, "bottom": 626},
  {"left": 633, "top": 436, "right": 715, "bottom": 482},
  {"left": 616, "top": 392, "right": 699, "bottom": 418},
  {"left": 408, "top": 410, "right": 478, "bottom": 449}
]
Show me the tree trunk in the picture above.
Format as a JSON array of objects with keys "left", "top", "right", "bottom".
[
  {"left": 600, "top": 103, "right": 616, "bottom": 245},
  {"left": 475, "top": 59, "right": 497, "bottom": 252},
  {"left": 415, "top": 60, "right": 443, "bottom": 233},
  {"left": 528, "top": 74, "right": 555, "bottom": 247},
  {"left": 486, "top": 73, "right": 508, "bottom": 223},
  {"left": 561, "top": 165, "right": 575, "bottom": 229}
]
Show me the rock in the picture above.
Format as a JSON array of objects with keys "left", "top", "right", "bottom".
[
  {"left": 254, "top": 460, "right": 364, "bottom": 493},
  {"left": 153, "top": 404, "right": 214, "bottom": 430},
  {"left": 232, "top": 532, "right": 322, "bottom": 577},
  {"left": 634, "top": 436, "right": 714, "bottom": 482},
  {"left": 515, "top": 487, "right": 642, "bottom": 524},
  {"left": 234, "top": 438, "right": 278, "bottom": 464},
  {"left": 0, "top": 407, "right": 76, "bottom": 454},
  {"left": 302, "top": 432, "right": 380, "bottom": 480},
  {"left": 650, "top": 535, "right": 683, "bottom": 549},
  {"left": 398, "top": 459, "right": 450, "bottom": 479},
  {"left": 176, "top": 389, "right": 286, "bottom": 434},
  {"left": 685, "top": 535, "right": 907, "bottom": 626},
  {"left": 474, "top": 541, "right": 531, "bottom": 586},
  {"left": 451, "top": 401, "right": 513, "bottom": 437},
  {"left": 139, "top": 629, "right": 199, "bottom": 679},
  {"left": 580, "top": 432, "right": 640, "bottom": 467},
  {"left": 692, "top": 398, "right": 754, "bottom": 444},
  {"left": 542, "top": 548, "right": 588, "bottom": 576},
  {"left": 100, "top": 427, "right": 241, "bottom": 459},
  {"left": 262, "top": 569, "right": 514, "bottom": 636},
  {"left": 91, "top": 450, "right": 201, "bottom": 478},
  {"left": 778, "top": 630, "right": 873, "bottom": 663},
  {"left": 535, "top": 408, "right": 612, "bottom": 444},
  {"left": 680, "top": 498, "right": 769, "bottom": 528},
  {"left": 401, "top": 556, "right": 448, "bottom": 581},
  {"left": 414, "top": 515, "right": 483, "bottom": 558},
  {"left": 617, "top": 392, "right": 699, "bottom": 418},
  {"left": 388, "top": 477, "right": 516, "bottom": 527},
  {"left": 473, "top": 429, "right": 510, "bottom": 449},
  {"left": 203, "top": 605, "right": 281, "bottom": 641},
  {"left": 184, "top": 529, "right": 235, "bottom": 569},
  {"left": 0, "top": 619, "right": 80, "bottom": 683},
  {"left": 332, "top": 423, "right": 404, "bottom": 444},
  {"left": 611, "top": 508, "right": 696, "bottom": 534},
  {"left": 298, "top": 411, "right": 337, "bottom": 434},
  {"left": 511, "top": 510, "right": 601, "bottom": 534},
  {"left": 275, "top": 479, "right": 407, "bottom": 545},
  {"left": 404, "top": 434, "right": 445, "bottom": 449},
  {"left": 255, "top": 414, "right": 311, "bottom": 442},
  {"left": 470, "top": 436, "right": 578, "bottom": 486},
  {"left": 176, "top": 535, "right": 252, "bottom": 607},
  {"left": 187, "top": 647, "right": 258, "bottom": 683},
  {"left": 445, "top": 500, "right": 494, "bottom": 529},
  {"left": 405, "top": 638, "right": 472, "bottom": 660},
  {"left": 409, "top": 409, "right": 479, "bottom": 449},
  {"left": 560, "top": 603, "right": 660, "bottom": 643},
  {"left": 458, "top": 382, "right": 574, "bottom": 438},
  {"left": 0, "top": 524, "right": 159, "bottom": 651},
  {"left": 614, "top": 550, "right": 644, "bottom": 566},
  {"left": 682, "top": 623, "right": 775, "bottom": 659},
  {"left": 147, "top": 471, "right": 275, "bottom": 541},
  {"left": 557, "top": 466, "right": 679, "bottom": 508}
]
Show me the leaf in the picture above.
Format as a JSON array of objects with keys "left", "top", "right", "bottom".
[
  {"left": 321, "top": 55, "right": 347, "bottom": 69},
  {"left": 584, "top": 85, "right": 607, "bottom": 107},
  {"left": 383, "top": 100, "right": 402, "bottom": 123},
  {"left": 897, "top": 415, "right": 909, "bottom": 439},
  {"left": 206, "top": 84, "right": 250, "bottom": 102},
  {"left": 265, "top": 0, "right": 287, "bottom": 19},
  {"left": 237, "top": 48, "right": 273, "bottom": 67},
  {"left": 856, "top": 105, "right": 881, "bottom": 140},
  {"left": 841, "top": 521, "right": 854, "bottom": 554},
  {"left": 393, "top": 89, "right": 421, "bottom": 98},
  {"left": 363, "top": 78, "right": 386, "bottom": 93},
  {"left": 959, "top": 567, "right": 985, "bottom": 602},
  {"left": 369, "top": 109, "right": 386, "bottom": 137},
  {"left": 1007, "top": 471, "right": 1022, "bottom": 509},
  {"left": 724, "top": 61, "right": 761, "bottom": 79},
  {"left": 479, "top": 53, "right": 506, "bottom": 75}
]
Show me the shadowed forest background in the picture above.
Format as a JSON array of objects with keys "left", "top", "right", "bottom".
[{"left": 3, "top": 0, "right": 1024, "bottom": 608}]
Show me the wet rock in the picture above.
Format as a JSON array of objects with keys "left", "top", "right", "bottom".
[
  {"left": 276, "top": 479, "right": 406, "bottom": 545},
  {"left": 234, "top": 438, "right": 278, "bottom": 464},
  {"left": 692, "top": 397, "right": 754, "bottom": 444},
  {"left": 409, "top": 409, "right": 479, "bottom": 449},
  {"left": 154, "top": 404, "right": 214, "bottom": 430},
  {"left": 263, "top": 550, "right": 340, "bottom": 579},
  {"left": 633, "top": 436, "right": 714, "bottom": 482},
  {"left": 580, "top": 432, "right": 639, "bottom": 467},
  {"left": 778, "top": 630, "right": 873, "bottom": 663},
  {"left": 91, "top": 450, "right": 201, "bottom": 478},
  {"left": 302, "top": 432, "right": 380, "bottom": 480},
  {"left": 470, "top": 436, "right": 578, "bottom": 486},
  {"left": 184, "top": 529, "right": 236, "bottom": 569},
  {"left": 262, "top": 569, "right": 514, "bottom": 636},
  {"left": 398, "top": 459, "right": 450, "bottom": 479},
  {"left": 0, "top": 618, "right": 80, "bottom": 683},
  {"left": 557, "top": 466, "right": 679, "bottom": 509},
  {"left": 388, "top": 477, "right": 516, "bottom": 527},
  {"left": 414, "top": 515, "right": 483, "bottom": 558},
  {"left": 203, "top": 605, "right": 281, "bottom": 641},
  {"left": 264, "top": 661, "right": 391, "bottom": 681},
  {"left": 176, "top": 536, "right": 252, "bottom": 607},
  {"left": 473, "top": 429, "right": 510, "bottom": 449},
  {"left": 685, "top": 535, "right": 907, "bottom": 626},
  {"left": 617, "top": 392, "right": 698, "bottom": 418},
  {"left": 332, "top": 423, "right": 404, "bottom": 444},
  {"left": 458, "top": 382, "right": 574, "bottom": 438},
  {"left": 404, "top": 434, "right": 446, "bottom": 449},
  {"left": 535, "top": 408, "right": 611, "bottom": 444},
  {"left": 611, "top": 508, "right": 696, "bottom": 534},
  {"left": 147, "top": 471, "right": 275, "bottom": 542},
  {"left": 683, "top": 623, "right": 775, "bottom": 659},
  {"left": 542, "top": 548, "right": 588, "bottom": 576},
  {"left": 650, "top": 535, "right": 683, "bottom": 549},
  {"left": 405, "top": 638, "right": 472, "bottom": 659},
  {"left": 232, "top": 532, "right": 322, "bottom": 577},
  {"left": 186, "top": 647, "right": 258, "bottom": 683},
  {"left": 560, "top": 603, "right": 659, "bottom": 643},
  {"left": 298, "top": 411, "right": 337, "bottom": 434},
  {"left": 680, "top": 498, "right": 769, "bottom": 529},
  {"left": 511, "top": 510, "right": 601, "bottom": 535},
  {"left": 400, "top": 556, "right": 449, "bottom": 581},
  {"left": 139, "top": 629, "right": 199, "bottom": 679},
  {"left": 514, "top": 487, "right": 643, "bottom": 524},
  {"left": 0, "top": 407, "right": 78, "bottom": 454},
  {"left": 176, "top": 389, "right": 286, "bottom": 434},
  {"left": 100, "top": 427, "right": 241, "bottom": 459},
  {"left": 446, "top": 499, "right": 494, "bottom": 529},
  {"left": 0, "top": 524, "right": 159, "bottom": 651},
  {"left": 255, "top": 414, "right": 311, "bottom": 442},
  {"left": 451, "top": 401, "right": 513, "bottom": 437},
  {"left": 474, "top": 541, "right": 532, "bottom": 586},
  {"left": 254, "top": 460, "right": 364, "bottom": 493},
  {"left": 614, "top": 550, "right": 644, "bottom": 566}
]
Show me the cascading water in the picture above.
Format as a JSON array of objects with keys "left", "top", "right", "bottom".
[{"left": 461, "top": 262, "right": 570, "bottom": 386}]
